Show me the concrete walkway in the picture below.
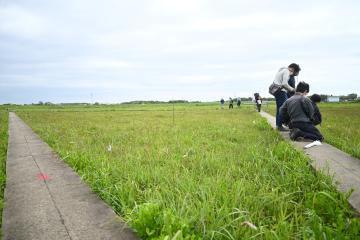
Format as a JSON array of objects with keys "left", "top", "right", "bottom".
[
  {"left": 260, "top": 111, "right": 360, "bottom": 214},
  {"left": 2, "top": 113, "right": 138, "bottom": 240}
]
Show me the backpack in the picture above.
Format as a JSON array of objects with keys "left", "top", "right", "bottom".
[{"left": 269, "top": 83, "right": 282, "bottom": 96}]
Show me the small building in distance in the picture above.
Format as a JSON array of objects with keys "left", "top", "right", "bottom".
[{"left": 327, "top": 96, "right": 340, "bottom": 102}]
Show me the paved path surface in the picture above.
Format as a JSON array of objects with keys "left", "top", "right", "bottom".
[
  {"left": 2, "top": 113, "right": 138, "bottom": 240},
  {"left": 260, "top": 111, "right": 360, "bottom": 214}
]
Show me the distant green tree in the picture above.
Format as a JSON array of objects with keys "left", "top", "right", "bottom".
[
  {"left": 168, "top": 100, "right": 188, "bottom": 103},
  {"left": 320, "top": 94, "right": 328, "bottom": 102},
  {"left": 347, "top": 93, "right": 357, "bottom": 101}
]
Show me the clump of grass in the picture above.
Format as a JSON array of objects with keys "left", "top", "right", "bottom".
[
  {"left": 0, "top": 110, "right": 9, "bottom": 237},
  {"left": 18, "top": 105, "right": 360, "bottom": 239}
]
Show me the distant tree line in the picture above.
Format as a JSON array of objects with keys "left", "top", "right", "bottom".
[
  {"left": 33, "top": 101, "right": 90, "bottom": 106},
  {"left": 3, "top": 93, "right": 358, "bottom": 106},
  {"left": 122, "top": 100, "right": 199, "bottom": 104},
  {"left": 318, "top": 93, "right": 358, "bottom": 102},
  {"left": 339, "top": 93, "right": 357, "bottom": 101}
]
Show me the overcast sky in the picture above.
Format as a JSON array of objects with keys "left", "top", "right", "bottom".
[{"left": 1, "top": 0, "right": 359, "bottom": 104}]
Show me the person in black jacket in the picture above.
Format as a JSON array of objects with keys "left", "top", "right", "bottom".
[
  {"left": 279, "top": 82, "right": 323, "bottom": 141},
  {"left": 229, "top": 97, "right": 234, "bottom": 109},
  {"left": 310, "top": 94, "right": 322, "bottom": 125}
]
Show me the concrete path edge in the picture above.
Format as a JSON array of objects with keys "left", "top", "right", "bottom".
[{"left": 2, "top": 112, "right": 139, "bottom": 240}]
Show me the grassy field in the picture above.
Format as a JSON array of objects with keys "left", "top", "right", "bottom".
[
  {"left": 0, "top": 110, "right": 8, "bottom": 237},
  {"left": 5, "top": 102, "right": 220, "bottom": 112},
  {"left": 16, "top": 104, "right": 360, "bottom": 239},
  {"left": 263, "top": 102, "right": 360, "bottom": 159}
]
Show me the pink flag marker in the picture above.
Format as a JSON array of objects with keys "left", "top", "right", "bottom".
[{"left": 37, "top": 173, "right": 50, "bottom": 181}]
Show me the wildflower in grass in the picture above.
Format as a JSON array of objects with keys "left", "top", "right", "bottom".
[{"left": 242, "top": 221, "right": 258, "bottom": 231}]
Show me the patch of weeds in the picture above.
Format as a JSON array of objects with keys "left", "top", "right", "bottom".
[
  {"left": 0, "top": 110, "right": 8, "bottom": 238},
  {"left": 303, "top": 190, "right": 360, "bottom": 239},
  {"left": 129, "top": 202, "right": 200, "bottom": 239}
]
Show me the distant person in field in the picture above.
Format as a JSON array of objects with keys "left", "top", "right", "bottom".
[
  {"left": 279, "top": 81, "right": 324, "bottom": 141},
  {"left": 256, "top": 97, "right": 262, "bottom": 112},
  {"left": 310, "top": 94, "right": 322, "bottom": 125},
  {"left": 220, "top": 98, "right": 225, "bottom": 109},
  {"left": 237, "top": 97, "right": 241, "bottom": 107},
  {"left": 272, "top": 63, "right": 301, "bottom": 131},
  {"left": 229, "top": 97, "right": 234, "bottom": 109},
  {"left": 254, "top": 93, "right": 262, "bottom": 112}
]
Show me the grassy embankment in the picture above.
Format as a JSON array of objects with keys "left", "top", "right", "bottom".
[
  {"left": 263, "top": 102, "right": 360, "bottom": 159},
  {"left": 0, "top": 110, "right": 9, "bottom": 238},
  {"left": 18, "top": 104, "right": 360, "bottom": 239}
]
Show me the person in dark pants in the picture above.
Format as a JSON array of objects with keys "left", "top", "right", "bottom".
[
  {"left": 272, "top": 63, "right": 301, "bottom": 131},
  {"left": 236, "top": 97, "right": 241, "bottom": 107},
  {"left": 279, "top": 82, "right": 323, "bottom": 141},
  {"left": 254, "top": 93, "right": 262, "bottom": 112},
  {"left": 256, "top": 98, "right": 262, "bottom": 112},
  {"left": 220, "top": 98, "right": 225, "bottom": 109},
  {"left": 229, "top": 98, "right": 233, "bottom": 109},
  {"left": 275, "top": 90, "right": 288, "bottom": 127},
  {"left": 310, "top": 94, "right": 322, "bottom": 125}
]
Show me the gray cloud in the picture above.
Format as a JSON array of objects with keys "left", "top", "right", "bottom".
[{"left": 1, "top": 0, "right": 360, "bottom": 103}]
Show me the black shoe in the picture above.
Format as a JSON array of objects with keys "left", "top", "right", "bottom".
[
  {"left": 290, "top": 128, "right": 301, "bottom": 140},
  {"left": 277, "top": 126, "right": 289, "bottom": 132}
]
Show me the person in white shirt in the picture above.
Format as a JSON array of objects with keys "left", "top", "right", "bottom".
[{"left": 273, "top": 63, "right": 301, "bottom": 131}]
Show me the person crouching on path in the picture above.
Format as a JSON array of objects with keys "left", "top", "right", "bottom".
[
  {"left": 310, "top": 94, "right": 322, "bottom": 126},
  {"left": 273, "top": 63, "right": 301, "bottom": 131},
  {"left": 279, "top": 81, "right": 324, "bottom": 141}
]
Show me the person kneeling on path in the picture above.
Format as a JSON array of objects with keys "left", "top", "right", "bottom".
[
  {"left": 310, "top": 94, "right": 322, "bottom": 126},
  {"left": 279, "top": 81, "right": 324, "bottom": 141}
]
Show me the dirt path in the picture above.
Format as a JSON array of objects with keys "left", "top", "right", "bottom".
[{"left": 2, "top": 112, "right": 138, "bottom": 240}]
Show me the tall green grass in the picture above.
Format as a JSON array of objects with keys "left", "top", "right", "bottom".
[
  {"left": 318, "top": 103, "right": 360, "bottom": 159},
  {"left": 18, "top": 106, "right": 360, "bottom": 239},
  {"left": 0, "top": 111, "right": 9, "bottom": 237},
  {"left": 6, "top": 102, "right": 220, "bottom": 112},
  {"left": 263, "top": 102, "right": 360, "bottom": 159}
]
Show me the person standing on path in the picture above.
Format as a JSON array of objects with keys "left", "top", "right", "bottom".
[
  {"left": 279, "top": 81, "right": 324, "bottom": 141},
  {"left": 254, "top": 93, "right": 262, "bottom": 112},
  {"left": 256, "top": 97, "right": 262, "bottom": 112},
  {"left": 273, "top": 63, "right": 301, "bottom": 131}
]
